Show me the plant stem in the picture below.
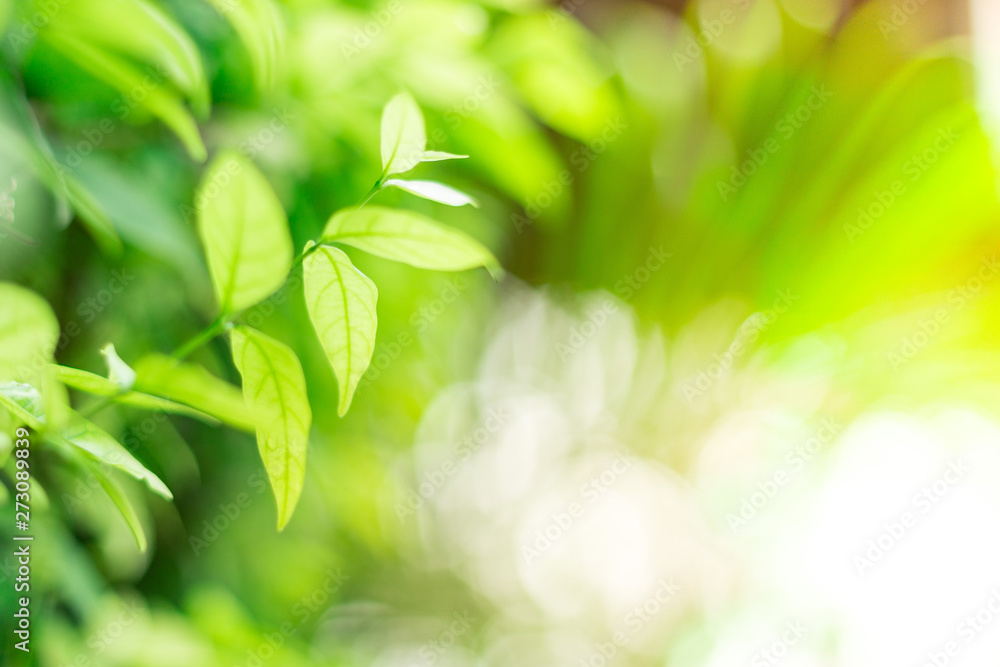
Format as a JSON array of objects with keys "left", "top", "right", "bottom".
[
  {"left": 291, "top": 242, "right": 323, "bottom": 270},
  {"left": 172, "top": 315, "right": 228, "bottom": 361},
  {"left": 294, "top": 178, "right": 385, "bottom": 269},
  {"left": 79, "top": 394, "right": 121, "bottom": 418},
  {"left": 357, "top": 177, "right": 384, "bottom": 209},
  {"left": 173, "top": 174, "right": 387, "bottom": 361}
]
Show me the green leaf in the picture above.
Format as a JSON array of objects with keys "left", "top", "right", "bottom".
[
  {"left": 420, "top": 151, "right": 468, "bottom": 162},
  {"left": 229, "top": 326, "right": 311, "bottom": 530},
  {"left": 0, "top": 100, "right": 121, "bottom": 253},
  {"left": 52, "top": 364, "right": 221, "bottom": 425},
  {"left": 46, "top": 0, "right": 210, "bottom": 117},
  {"left": 0, "top": 284, "right": 59, "bottom": 384},
  {"left": 86, "top": 460, "right": 148, "bottom": 551},
  {"left": 381, "top": 92, "right": 426, "bottom": 176},
  {"left": 384, "top": 179, "right": 479, "bottom": 207},
  {"left": 133, "top": 355, "right": 257, "bottom": 431},
  {"left": 303, "top": 243, "right": 378, "bottom": 416},
  {"left": 0, "top": 382, "right": 45, "bottom": 431},
  {"left": 322, "top": 206, "right": 501, "bottom": 277},
  {"left": 0, "top": 433, "right": 10, "bottom": 471},
  {"left": 41, "top": 364, "right": 71, "bottom": 431},
  {"left": 61, "top": 176, "right": 123, "bottom": 255},
  {"left": 208, "top": 0, "right": 285, "bottom": 95},
  {"left": 100, "top": 343, "right": 136, "bottom": 391},
  {"left": 58, "top": 412, "right": 172, "bottom": 500},
  {"left": 196, "top": 150, "right": 293, "bottom": 315},
  {"left": 42, "top": 31, "right": 207, "bottom": 160}
]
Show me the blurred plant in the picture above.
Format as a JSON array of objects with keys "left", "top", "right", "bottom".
[{"left": 0, "top": 91, "right": 497, "bottom": 545}]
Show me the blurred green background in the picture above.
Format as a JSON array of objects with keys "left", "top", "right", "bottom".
[{"left": 2, "top": 0, "right": 1000, "bottom": 664}]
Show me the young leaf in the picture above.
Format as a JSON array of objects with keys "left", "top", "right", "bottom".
[
  {"left": 229, "top": 326, "right": 311, "bottom": 530},
  {"left": 0, "top": 284, "right": 59, "bottom": 384},
  {"left": 0, "top": 382, "right": 45, "bottom": 431},
  {"left": 384, "top": 179, "right": 479, "bottom": 207},
  {"left": 303, "top": 243, "right": 378, "bottom": 416},
  {"left": 87, "top": 460, "right": 148, "bottom": 551},
  {"left": 58, "top": 411, "right": 173, "bottom": 500},
  {"left": 196, "top": 151, "right": 293, "bottom": 315},
  {"left": 133, "top": 355, "right": 257, "bottom": 431},
  {"left": 381, "top": 92, "right": 426, "bottom": 176},
  {"left": 100, "top": 343, "right": 137, "bottom": 391},
  {"left": 420, "top": 151, "right": 468, "bottom": 162},
  {"left": 322, "top": 206, "right": 501, "bottom": 277},
  {"left": 52, "top": 365, "right": 221, "bottom": 424}
]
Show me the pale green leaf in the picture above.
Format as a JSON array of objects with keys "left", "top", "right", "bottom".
[
  {"left": 303, "top": 243, "right": 378, "bottom": 416},
  {"left": 322, "top": 206, "right": 501, "bottom": 277},
  {"left": 133, "top": 355, "right": 256, "bottom": 431},
  {"left": 100, "top": 343, "right": 136, "bottom": 391},
  {"left": 385, "top": 179, "right": 479, "bottom": 207},
  {"left": 196, "top": 150, "right": 293, "bottom": 314},
  {"left": 230, "top": 326, "right": 311, "bottom": 530},
  {"left": 87, "top": 460, "right": 148, "bottom": 551},
  {"left": 53, "top": 364, "right": 221, "bottom": 425},
  {"left": 0, "top": 284, "right": 59, "bottom": 384},
  {"left": 59, "top": 411, "right": 172, "bottom": 500},
  {"left": 208, "top": 0, "right": 286, "bottom": 95},
  {"left": 381, "top": 92, "right": 426, "bottom": 176},
  {"left": 420, "top": 151, "right": 468, "bottom": 162},
  {"left": 0, "top": 382, "right": 45, "bottom": 431}
]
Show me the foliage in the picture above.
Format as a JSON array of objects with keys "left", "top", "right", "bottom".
[{"left": 0, "top": 0, "right": 997, "bottom": 665}]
